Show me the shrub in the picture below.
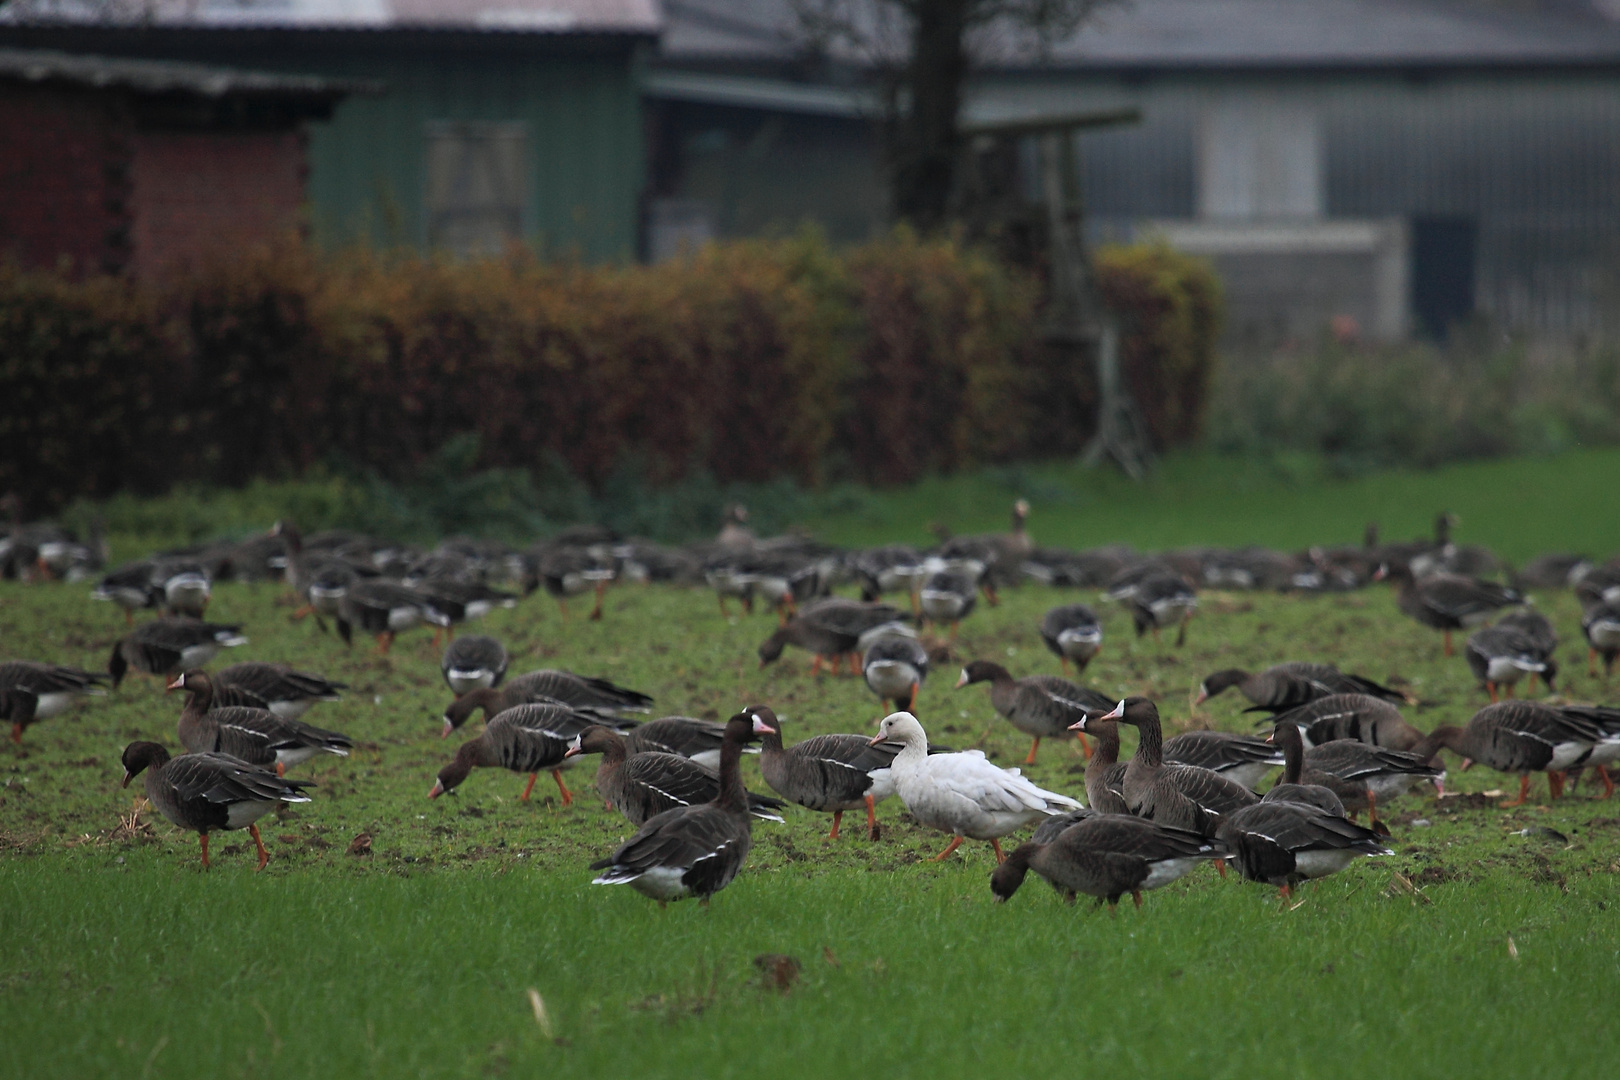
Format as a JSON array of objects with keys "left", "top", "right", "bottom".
[
  {"left": 1095, "top": 243, "right": 1223, "bottom": 449},
  {"left": 1205, "top": 332, "right": 1620, "bottom": 474},
  {"left": 1, "top": 234, "right": 1222, "bottom": 514}
]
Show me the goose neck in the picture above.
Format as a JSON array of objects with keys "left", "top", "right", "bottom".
[
  {"left": 716, "top": 731, "right": 750, "bottom": 811},
  {"left": 1131, "top": 714, "right": 1163, "bottom": 767}
]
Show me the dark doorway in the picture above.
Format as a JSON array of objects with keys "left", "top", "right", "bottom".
[{"left": 1411, "top": 215, "right": 1477, "bottom": 339}]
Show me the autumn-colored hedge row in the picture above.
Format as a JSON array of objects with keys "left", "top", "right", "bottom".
[{"left": 0, "top": 233, "right": 1220, "bottom": 513}]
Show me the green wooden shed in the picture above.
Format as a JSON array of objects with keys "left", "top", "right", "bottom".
[{"left": 0, "top": 0, "right": 659, "bottom": 261}]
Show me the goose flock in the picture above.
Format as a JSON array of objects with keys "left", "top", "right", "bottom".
[{"left": 5, "top": 503, "right": 1620, "bottom": 912}]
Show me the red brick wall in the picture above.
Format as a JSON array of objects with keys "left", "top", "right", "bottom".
[
  {"left": 0, "top": 83, "right": 128, "bottom": 275},
  {"left": 129, "top": 128, "right": 305, "bottom": 280}
]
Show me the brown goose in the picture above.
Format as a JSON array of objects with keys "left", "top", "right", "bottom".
[
  {"left": 1085, "top": 698, "right": 1257, "bottom": 836},
  {"left": 440, "top": 669, "right": 652, "bottom": 737},
  {"left": 1374, "top": 562, "right": 1521, "bottom": 656},
  {"left": 336, "top": 580, "right": 451, "bottom": 654},
  {"left": 271, "top": 520, "right": 378, "bottom": 628},
  {"left": 1217, "top": 799, "right": 1390, "bottom": 898},
  {"left": 1269, "top": 694, "right": 1426, "bottom": 753},
  {"left": 1269, "top": 721, "right": 1440, "bottom": 827},
  {"left": 121, "top": 741, "right": 312, "bottom": 870},
  {"left": 1194, "top": 662, "right": 1408, "bottom": 712},
  {"left": 621, "top": 716, "right": 737, "bottom": 772},
  {"left": 929, "top": 499, "right": 1032, "bottom": 604},
  {"left": 1420, "top": 701, "right": 1616, "bottom": 806},
  {"left": 990, "top": 813, "right": 1228, "bottom": 909},
  {"left": 955, "top": 660, "right": 1112, "bottom": 765},
  {"left": 0, "top": 690, "right": 38, "bottom": 745},
  {"left": 917, "top": 567, "right": 979, "bottom": 637},
  {"left": 1114, "top": 570, "right": 1197, "bottom": 646},
  {"left": 535, "top": 543, "right": 617, "bottom": 621},
  {"left": 1080, "top": 719, "right": 1130, "bottom": 815},
  {"left": 1582, "top": 600, "right": 1620, "bottom": 677},
  {"left": 440, "top": 634, "right": 509, "bottom": 696},
  {"left": 212, "top": 662, "right": 346, "bottom": 720},
  {"left": 755, "top": 707, "right": 905, "bottom": 840},
  {"left": 562, "top": 726, "right": 785, "bottom": 826},
  {"left": 1464, "top": 624, "right": 1554, "bottom": 702},
  {"left": 1039, "top": 603, "right": 1104, "bottom": 677},
  {"left": 170, "top": 671, "right": 351, "bottom": 777},
  {"left": 862, "top": 634, "right": 929, "bottom": 714},
  {"left": 408, "top": 579, "right": 517, "bottom": 643},
  {"left": 1161, "top": 730, "right": 1285, "bottom": 791},
  {"left": 757, "top": 598, "right": 908, "bottom": 675},
  {"left": 108, "top": 618, "right": 248, "bottom": 687},
  {"left": 428, "top": 706, "right": 590, "bottom": 804},
  {"left": 589, "top": 708, "right": 777, "bottom": 906},
  {"left": 0, "top": 660, "right": 108, "bottom": 741}
]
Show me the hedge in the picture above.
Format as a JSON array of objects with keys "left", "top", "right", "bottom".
[{"left": 0, "top": 232, "right": 1221, "bottom": 513}]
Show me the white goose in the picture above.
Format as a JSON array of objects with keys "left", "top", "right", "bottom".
[{"left": 870, "top": 712, "right": 1081, "bottom": 862}]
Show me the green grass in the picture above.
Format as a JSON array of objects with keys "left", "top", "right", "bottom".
[
  {"left": 65, "top": 445, "right": 1620, "bottom": 567},
  {"left": 807, "top": 446, "right": 1620, "bottom": 562},
  {"left": 6, "top": 450, "right": 1620, "bottom": 1077}
]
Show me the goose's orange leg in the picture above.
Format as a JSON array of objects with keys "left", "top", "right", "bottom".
[
  {"left": 589, "top": 580, "right": 606, "bottom": 622},
  {"left": 1548, "top": 771, "right": 1566, "bottom": 800},
  {"left": 199, "top": 833, "right": 211, "bottom": 870},
  {"left": 828, "top": 810, "right": 842, "bottom": 840},
  {"left": 1132, "top": 890, "right": 1143, "bottom": 909},
  {"left": 1499, "top": 774, "right": 1532, "bottom": 808},
  {"left": 1024, "top": 738, "right": 1041, "bottom": 766},
  {"left": 1443, "top": 630, "right": 1453, "bottom": 657},
  {"left": 991, "top": 838, "right": 1007, "bottom": 863},
  {"left": 1077, "top": 733, "right": 1093, "bottom": 760},
  {"left": 551, "top": 769, "right": 573, "bottom": 806},
  {"left": 520, "top": 773, "right": 539, "bottom": 801},
  {"left": 1597, "top": 765, "right": 1615, "bottom": 800},
  {"left": 249, "top": 824, "right": 269, "bottom": 871},
  {"left": 865, "top": 794, "right": 880, "bottom": 840},
  {"left": 931, "top": 836, "right": 964, "bottom": 861}
]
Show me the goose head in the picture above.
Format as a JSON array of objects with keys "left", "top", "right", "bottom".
[
  {"left": 1194, "top": 669, "right": 1249, "bottom": 705},
  {"left": 955, "top": 660, "right": 1009, "bottom": 689},
  {"left": 120, "top": 740, "right": 170, "bottom": 787},
  {"left": 869, "top": 711, "right": 927, "bottom": 748},
  {"left": 1097, "top": 696, "right": 1158, "bottom": 729},
  {"left": 731, "top": 706, "right": 779, "bottom": 742}
]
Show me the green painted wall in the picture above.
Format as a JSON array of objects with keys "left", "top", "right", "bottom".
[{"left": 302, "top": 48, "right": 645, "bottom": 260}]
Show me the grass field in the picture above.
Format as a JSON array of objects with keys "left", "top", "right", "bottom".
[{"left": 5, "top": 450, "right": 1620, "bottom": 1078}]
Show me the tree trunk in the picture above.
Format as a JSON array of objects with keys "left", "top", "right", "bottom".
[{"left": 892, "top": 0, "right": 968, "bottom": 229}]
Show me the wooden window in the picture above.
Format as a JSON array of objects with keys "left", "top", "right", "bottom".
[{"left": 424, "top": 121, "right": 527, "bottom": 254}]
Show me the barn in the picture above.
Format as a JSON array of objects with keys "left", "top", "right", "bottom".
[
  {"left": 0, "top": 0, "right": 658, "bottom": 261},
  {"left": 646, "top": 0, "right": 1620, "bottom": 341}
]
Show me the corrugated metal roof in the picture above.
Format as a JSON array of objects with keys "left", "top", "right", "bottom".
[
  {"left": 0, "top": 0, "right": 662, "bottom": 34},
  {"left": 658, "top": 0, "right": 1620, "bottom": 69},
  {"left": 0, "top": 45, "right": 376, "bottom": 95}
]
